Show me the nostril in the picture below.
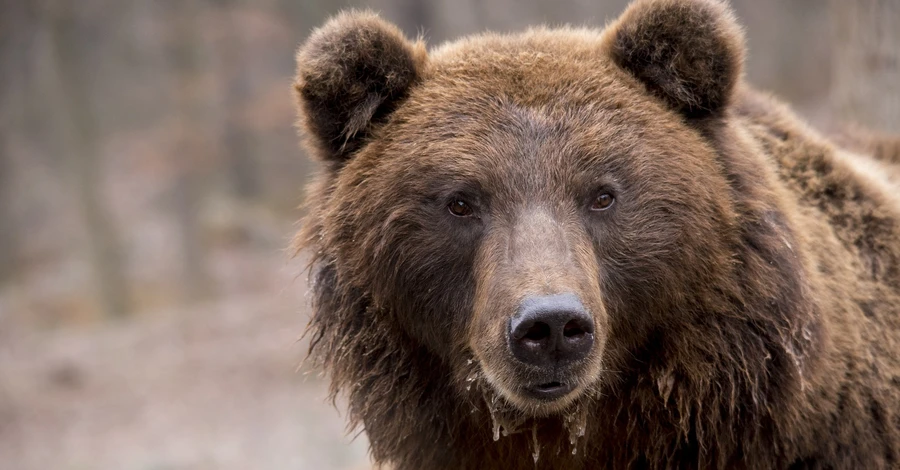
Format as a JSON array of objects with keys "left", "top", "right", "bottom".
[
  {"left": 524, "top": 322, "right": 551, "bottom": 341},
  {"left": 563, "top": 320, "right": 585, "bottom": 338}
]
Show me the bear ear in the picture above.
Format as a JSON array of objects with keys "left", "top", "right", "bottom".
[
  {"left": 295, "top": 11, "right": 427, "bottom": 163},
  {"left": 603, "top": 0, "right": 745, "bottom": 118}
]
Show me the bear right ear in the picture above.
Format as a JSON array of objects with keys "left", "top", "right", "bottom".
[
  {"left": 603, "top": 0, "right": 745, "bottom": 118},
  {"left": 294, "top": 11, "right": 427, "bottom": 164}
]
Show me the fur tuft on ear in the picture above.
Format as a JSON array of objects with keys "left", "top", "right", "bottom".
[
  {"left": 295, "top": 11, "right": 427, "bottom": 163},
  {"left": 604, "top": 0, "right": 745, "bottom": 117}
]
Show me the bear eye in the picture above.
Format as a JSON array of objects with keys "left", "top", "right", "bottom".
[
  {"left": 590, "top": 192, "right": 615, "bottom": 211},
  {"left": 448, "top": 199, "right": 474, "bottom": 217}
]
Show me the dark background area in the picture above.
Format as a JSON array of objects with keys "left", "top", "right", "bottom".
[{"left": 0, "top": 0, "right": 897, "bottom": 468}]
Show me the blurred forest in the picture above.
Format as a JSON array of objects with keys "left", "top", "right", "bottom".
[{"left": 0, "top": 0, "right": 897, "bottom": 469}]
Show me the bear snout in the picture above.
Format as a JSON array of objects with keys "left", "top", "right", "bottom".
[{"left": 508, "top": 293, "right": 595, "bottom": 369}]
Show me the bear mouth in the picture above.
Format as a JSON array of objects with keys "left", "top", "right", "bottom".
[{"left": 523, "top": 381, "right": 573, "bottom": 401}]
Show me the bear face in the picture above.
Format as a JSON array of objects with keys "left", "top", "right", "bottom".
[
  {"left": 322, "top": 80, "right": 751, "bottom": 415},
  {"left": 297, "top": 0, "right": 754, "bottom": 417}
]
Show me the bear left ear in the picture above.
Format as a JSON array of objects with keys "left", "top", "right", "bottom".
[
  {"left": 295, "top": 11, "right": 427, "bottom": 164},
  {"left": 603, "top": 0, "right": 745, "bottom": 118}
]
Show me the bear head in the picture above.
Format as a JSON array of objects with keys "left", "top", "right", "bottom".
[{"left": 294, "top": 0, "right": 816, "bottom": 436}]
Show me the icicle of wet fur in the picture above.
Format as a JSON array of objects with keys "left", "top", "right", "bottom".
[
  {"left": 563, "top": 403, "right": 588, "bottom": 456},
  {"left": 485, "top": 391, "right": 528, "bottom": 440},
  {"left": 479, "top": 382, "right": 590, "bottom": 459}
]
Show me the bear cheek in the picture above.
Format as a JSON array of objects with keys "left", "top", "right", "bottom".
[
  {"left": 468, "top": 269, "right": 517, "bottom": 375},
  {"left": 351, "top": 200, "right": 480, "bottom": 361}
]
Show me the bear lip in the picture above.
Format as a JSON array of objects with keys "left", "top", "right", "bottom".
[{"left": 523, "top": 381, "right": 573, "bottom": 401}]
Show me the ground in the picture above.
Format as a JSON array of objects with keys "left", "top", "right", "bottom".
[{"left": 0, "top": 258, "right": 369, "bottom": 470}]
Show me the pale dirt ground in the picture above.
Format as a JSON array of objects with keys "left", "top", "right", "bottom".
[{"left": 0, "top": 265, "right": 371, "bottom": 470}]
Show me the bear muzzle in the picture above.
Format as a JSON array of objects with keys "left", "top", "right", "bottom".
[{"left": 508, "top": 293, "right": 595, "bottom": 401}]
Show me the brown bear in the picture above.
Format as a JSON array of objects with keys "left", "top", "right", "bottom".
[{"left": 292, "top": 0, "right": 900, "bottom": 468}]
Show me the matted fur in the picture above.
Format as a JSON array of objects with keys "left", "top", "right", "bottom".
[{"left": 293, "top": 0, "right": 900, "bottom": 468}]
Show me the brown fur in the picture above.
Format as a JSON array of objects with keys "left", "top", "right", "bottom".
[{"left": 293, "top": 0, "right": 900, "bottom": 468}]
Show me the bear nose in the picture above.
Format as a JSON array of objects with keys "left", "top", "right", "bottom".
[{"left": 508, "top": 293, "right": 594, "bottom": 367}]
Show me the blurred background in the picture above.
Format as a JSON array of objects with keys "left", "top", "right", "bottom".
[{"left": 0, "top": 0, "right": 896, "bottom": 469}]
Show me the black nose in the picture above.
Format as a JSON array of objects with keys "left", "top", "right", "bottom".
[{"left": 508, "top": 293, "right": 594, "bottom": 367}]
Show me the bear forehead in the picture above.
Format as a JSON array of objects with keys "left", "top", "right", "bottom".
[
  {"left": 368, "top": 42, "right": 707, "bottom": 176},
  {"left": 430, "top": 27, "right": 611, "bottom": 71},
  {"left": 378, "top": 28, "right": 696, "bottom": 161},
  {"left": 328, "top": 27, "right": 725, "bottom": 203},
  {"left": 423, "top": 28, "right": 643, "bottom": 109},
  {"left": 351, "top": 93, "right": 717, "bottom": 210}
]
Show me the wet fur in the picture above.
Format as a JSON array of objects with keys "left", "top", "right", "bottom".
[{"left": 293, "top": 0, "right": 900, "bottom": 468}]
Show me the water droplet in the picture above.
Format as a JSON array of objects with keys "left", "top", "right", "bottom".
[
  {"left": 802, "top": 326, "right": 813, "bottom": 342},
  {"left": 487, "top": 393, "right": 501, "bottom": 441},
  {"left": 571, "top": 446, "right": 577, "bottom": 456},
  {"left": 565, "top": 408, "right": 588, "bottom": 445},
  {"left": 531, "top": 423, "right": 541, "bottom": 465}
]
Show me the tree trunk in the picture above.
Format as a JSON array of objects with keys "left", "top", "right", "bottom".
[
  {"left": 44, "top": 2, "right": 132, "bottom": 317},
  {"left": 169, "top": 0, "right": 215, "bottom": 302},
  {"left": 0, "top": 132, "right": 15, "bottom": 285},
  {"left": 830, "top": 0, "right": 900, "bottom": 133},
  {"left": 0, "top": 0, "right": 34, "bottom": 285},
  {"left": 215, "top": 4, "right": 261, "bottom": 202}
]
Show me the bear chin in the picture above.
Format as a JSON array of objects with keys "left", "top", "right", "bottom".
[{"left": 476, "top": 359, "right": 603, "bottom": 418}]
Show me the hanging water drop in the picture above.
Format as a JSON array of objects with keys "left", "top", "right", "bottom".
[
  {"left": 565, "top": 408, "right": 588, "bottom": 448},
  {"left": 465, "top": 372, "right": 477, "bottom": 392}
]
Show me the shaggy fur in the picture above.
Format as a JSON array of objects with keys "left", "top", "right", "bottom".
[
  {"left": 607, "top": 0, "right": 744, "bottom": 117},
  {"left": 293, "top": 0, "right": 900, "bottom": 468},
  {"left": 294, "top": 11, "right": 427, "bottom": 164}
]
